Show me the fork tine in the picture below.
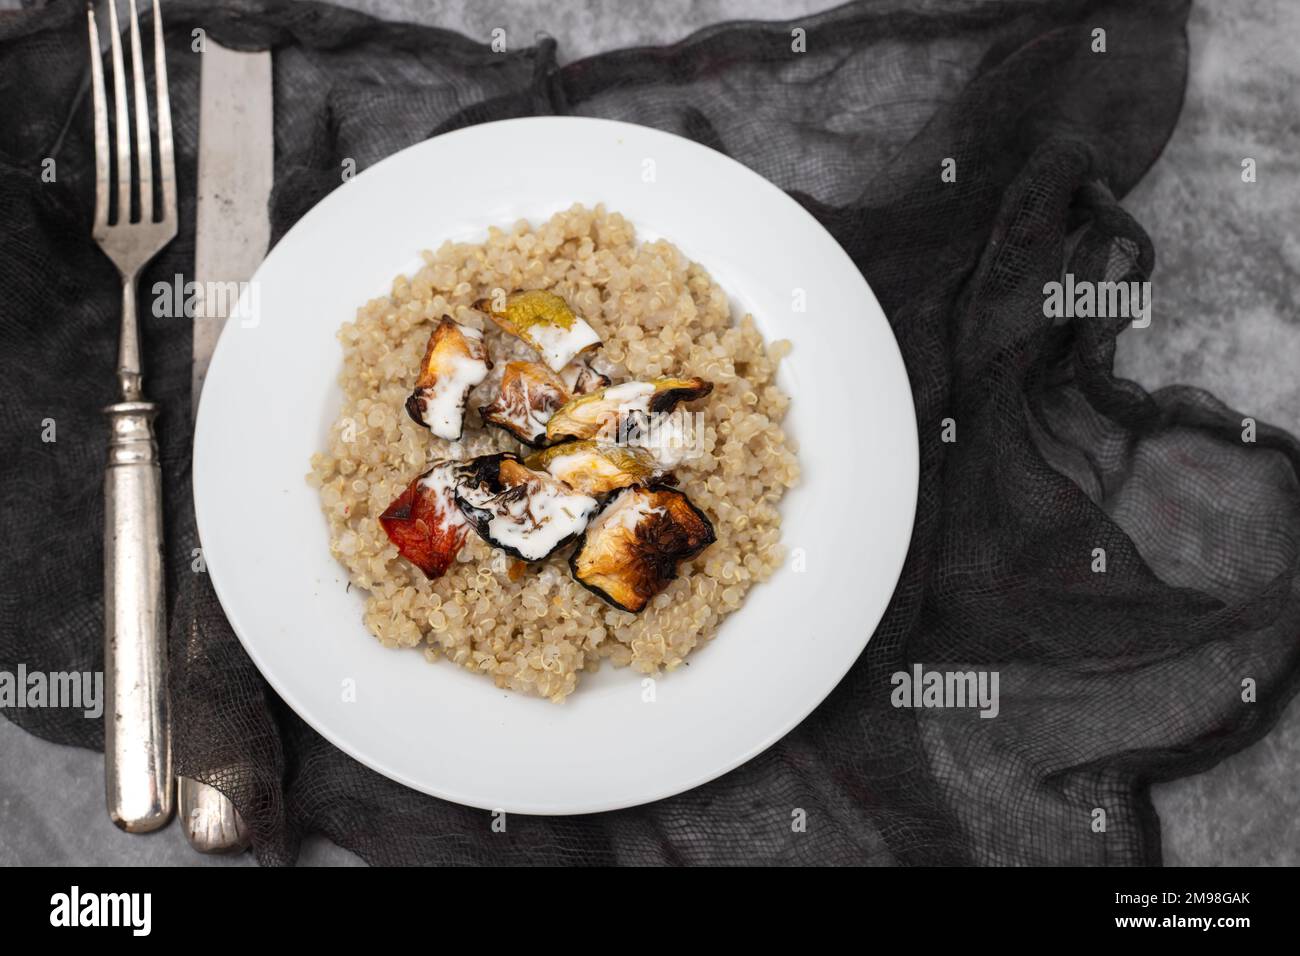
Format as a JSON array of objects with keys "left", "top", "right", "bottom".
[
  {"left": 127, "top": 0, "right": 153, "bottom": 223},
  {"left": 106, "top": 0, "right": 132, "bottom": 224},
  {"left": 86, "top": 3, "right": 110, "bottom": 231},
  {"left": 152, "top": 0, "right": 176, "bottom": 227}
]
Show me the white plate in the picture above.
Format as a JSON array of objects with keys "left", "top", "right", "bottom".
[{"left": 194, "top": 117, "right": 917, "bottom": 815}]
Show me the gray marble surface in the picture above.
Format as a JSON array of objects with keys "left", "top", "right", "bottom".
[
  {"left": 1117, "top": 0, "right": 1300, "bottom": 866},
  {"left": 1, "top": 0, "right": 1295, "bottom": 866}
]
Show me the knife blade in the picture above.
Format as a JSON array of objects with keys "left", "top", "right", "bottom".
[{"left": 182, "top": 38, "right": 273, "bottom": 853}]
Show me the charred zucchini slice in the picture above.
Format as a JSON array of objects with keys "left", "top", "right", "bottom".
[
  {"left": 405, "top": 317, "right": 491, "bottom": 440},
  {"left": 475, "top": 290, "right": 601, "bottom": 372},
  {"left": 524, "top": 440, "right": 661, "bottom": 496},
  {"left": 378, "top": 460, "right": 471, "bottom": 579},
  {"left": 478, "top": 361, "right": 570, "bottom": 447},
  {"left": 569, "top": 485, "right": 716, "bottom": 612},
  {"left": 454, "top": 453, "right": 598, "bottom": 562},
  {"left": 545, "top": 377, "right": 713, "bottom": 443}
]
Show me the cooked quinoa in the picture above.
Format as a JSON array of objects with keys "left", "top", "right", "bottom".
[{"left": 309, "top": 204, "right": 799, "bottom": 701}]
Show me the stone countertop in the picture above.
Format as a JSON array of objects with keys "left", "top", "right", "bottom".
[{"left": 1, "top": 0, "right": 1295, "bottom": 866}]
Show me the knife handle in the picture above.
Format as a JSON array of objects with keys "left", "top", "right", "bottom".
[
  {"left": 103, "top": 400, "right": 174, "bottom": 832},
  {"left": 180, "top": 776, "right": 252, "bottom": 852}
]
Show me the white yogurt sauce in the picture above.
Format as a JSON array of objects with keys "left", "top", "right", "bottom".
[
  {"left": 602, "top": 382, "right": 656, "bottom": 405},
  {"left": 632, "top": 411, "right": 699, "bottom": 468},
  {"left": 419, "top": 332, "right": 489, "bottom": 440},
  {"left": 416, "top": 461, "right": 469, "bottom": 529},
  {"left": 582, "top": 384, "right": 701, "bottom": 467},
  {"left": 528, "top": 317, "right": 601, "bottom": 372},
  {"left": 582, "top": 382, "right": 654, "bottom": 442},
  {"left": 485, "top": 479, "right": 597, "bottom": 560},
  {"left": 539, "top": 446, "right": 627, "bottom": 489},
  {"left": 596, "top": 489, "right": 666, "bottom": 535}
]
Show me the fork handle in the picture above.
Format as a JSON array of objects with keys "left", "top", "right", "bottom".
[{"left": 104, "top": 399, "right": 174, "bottom": 831}]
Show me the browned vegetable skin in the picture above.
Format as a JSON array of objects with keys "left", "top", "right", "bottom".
[
  {"left": 477, "top": 361, "right": 571, "bottom": 446},
  {"left": 404, "top": 317, "right": 491, "bottom": 440},
  {"left": 644, "top": 377, "right": 713, "bottom": 414},
  {"left": 546, "top": 377, "right": 713, "bottom": 443},
  {"left": 569, "top": 484, "right": 716, "bottom": 613},
  {"left": 378, "top": 460, "right": 471, "bottom": 579},
  {"left": 524, "top": 440, "right": 662, "bottom": 496}
]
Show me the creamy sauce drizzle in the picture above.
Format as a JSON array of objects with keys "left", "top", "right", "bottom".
[
  {"left": 529, "top": 317, "right": 601, "bottom": 372},
  {"left": 421, "top": 341, "right": 489, "bottom": 440},
  {"left": 498, "top": 375, "right": 557, "bottom": 442},
  {"left": 540, "top": 448, "right": 626, "bottom": 488},
  {"left": 596, "top": 490, "right": 666, "bottom": 535},
  {"left": 458, "top": 469, "right": 597, "bottom": 561},
  {"left": 416, "top": 461, "right": 469, "bottom": 529}
]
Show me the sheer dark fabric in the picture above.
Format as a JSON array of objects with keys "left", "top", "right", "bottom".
[{"left": 3, "top": 0, "right": 1297, "bottom": 865}]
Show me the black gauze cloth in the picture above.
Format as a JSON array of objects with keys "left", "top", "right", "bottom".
[{"left": 3, "top": 0, "right": 1298, "bottom": 866}]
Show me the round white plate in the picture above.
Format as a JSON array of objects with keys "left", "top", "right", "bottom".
[{"left": 194, "top": 116, "right": 917, "bottom": 815}]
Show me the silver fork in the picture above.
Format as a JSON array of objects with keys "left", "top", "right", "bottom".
[{"left": 87, "top": 0, "right": 177, "bottom": 832}]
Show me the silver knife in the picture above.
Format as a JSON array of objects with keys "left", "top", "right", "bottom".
[{"left": 181, "top": 39, "right": 273, "bottom": 853}]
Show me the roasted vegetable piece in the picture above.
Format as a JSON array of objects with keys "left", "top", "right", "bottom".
[
  {"left": 478, "top": 361, "right": 569, "bottom": 446},
  {"left": 524, "top": 440, "right": 662, "bottom": 496},
  {"left": 476, "top": 290, "right": 601, "bottom": 372},
  {"left": 560, "top": 358, "right": 611, "bottom": 396},
  {"left": 405, "top": 317, "right": 491, "bottom": 440},
  {"left": 479, "top": 358, "right": 613, "bottom": 446},
  {"left": 569, "top": 484, "right": 716, "bottom": 613},
  {"left": 545, "top": 377, "right": 713, "bottom": 443},
  {"left": 378, "top": 460, "right": 471, "bottom": 579},
  {"left": 454, "top": 453, "right": 598, "bottom": 562}
]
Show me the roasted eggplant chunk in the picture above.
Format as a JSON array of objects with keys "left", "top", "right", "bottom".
[
  {"left": 569, "top": 484, "right": 716, "bottom": 612},
  {"left": 479, "top": 358, "right": 614, "bottom": 446},
  {"left": 405, "top": 317, "right": 491, "bottom": 440},
  {"left": 454, "top": 453, "right": 598, "bottom": 562},
  {"left": 560, "top": 358, "right": 611, "bottom": 396},
  {"left": 476, "top": 289, "right": 601, "bottom": 372},
  {"left": 478, "top": 361, "right": 569, "bottom": 447},
  {"left": 545, "top": 377, "right": 713, "bottom": 444},
  {"left": 378, "top": 460, "right": 471, "bottom": 579},
  {"left": 524, "top": 440, "right": 661, "bottom": 496}
]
